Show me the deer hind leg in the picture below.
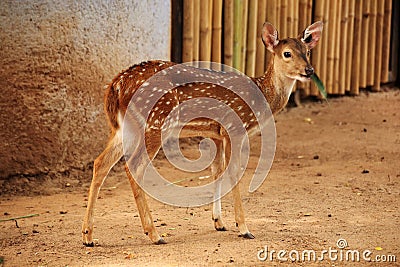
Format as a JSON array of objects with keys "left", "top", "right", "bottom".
[
  {"left": 82, "top": 131, "right": 123, "bottom": 246},
  {"left": 225, "top": 136, "right": 254, "bottom": 239},
  {"left": 124, "top": 139, "right": 166, "bottom": 244},
  {"left": 212, "top": 138, "right": 227, "bottom": 231}
]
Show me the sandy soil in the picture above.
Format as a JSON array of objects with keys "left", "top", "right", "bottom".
[{"left": 1, "top": 89, "right": 399, "bottom": 266}]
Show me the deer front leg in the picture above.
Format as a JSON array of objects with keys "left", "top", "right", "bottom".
[
  {"left": 227, "top": 137, "right": 254, "bottom": 239},
  {"left": 82, "top": 133, "right": 123, "bottom": 246}
]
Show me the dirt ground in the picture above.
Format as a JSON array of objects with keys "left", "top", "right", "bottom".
[{"left": 1, "top": 89, "right": 399, "bottom": 266}]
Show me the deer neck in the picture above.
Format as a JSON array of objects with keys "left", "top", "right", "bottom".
[{"left": 252, "top": 57, "right": 296, "bottom": 114}]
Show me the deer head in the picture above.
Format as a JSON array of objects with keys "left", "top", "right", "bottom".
[{"left": 262, "top": 21, "right": 323, "bottom": 82}]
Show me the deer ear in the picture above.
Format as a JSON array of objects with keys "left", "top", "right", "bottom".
[
  {"left": 262, "top": 22, "right": 279, "bottom": 53},
  {"left": 299, "top": 21, "right": 323, "bottom": 49}
]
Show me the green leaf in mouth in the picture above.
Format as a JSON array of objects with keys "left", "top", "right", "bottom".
[{"left": 311, "top": 73, "right": 328, "bottom": 103}]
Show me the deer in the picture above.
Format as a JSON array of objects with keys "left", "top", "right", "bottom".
[{"left": 82, "top": 21, "right": 323, "bottom": 246}]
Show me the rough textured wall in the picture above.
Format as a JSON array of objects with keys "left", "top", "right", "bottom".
[{"left": 0, "top": 0, "right": 170, "bottom": 179}]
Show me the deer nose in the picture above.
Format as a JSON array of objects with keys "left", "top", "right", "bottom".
[{"left": 305, "top": 66, "right": 314, "bottom": 77}]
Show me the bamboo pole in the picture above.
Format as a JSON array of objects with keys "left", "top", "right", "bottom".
[
  {"left": 306, "top": 0, "right": 313, "bottom": 25},
  {"left": 293, "top": 0, "right": 299, "bottom": 39},
  {"left": 299, "top": 0, "right": 308, "bottom": 32},
  {"left": 192, "top": 0, "right": 200, "bottom": 62},
  {"left": 267, "top": 0, "right": 277, "bottom": 26},
  {"left": 367, "top": 0, "right": 377, "bottom": 86},
  {"left": 338, "top": 2, "right": 348, "bottom": 94},
  {"left": 275, "top": 0, "right": 281, "bottom": 37},
  {"left": 287, "top": 0, "right": 294, "bottom": 38},
  {"left": 233, "top": 0, "right": 243, "bottom": 71},
  {"left": 381, "top": 0, "right": 392, "bottom": 83},
  {"left": 280, "top": 0, "right": 288, "bottom": 38},
  {"left": 326, "top": 0, "right": 337, "bottom": 94},
  {"left": 171, "top": 0, "right": 183, "bottom": 62},
  {"left": 359, "top": 0, "right": 370, "bottom": 88},
  {"left": 304, "top": 0, "right": 313, "bottom": 96},
  {"left": 245, "top": 0, "right": 258, "bottom": 77},
  {"left": 209, "top": 0, "right": 213, "bottom": 32},
  {"left": 295, "top": 0, "right": 301, "bottom": 93},
  {"left": 200, "top": 0, "right": 211, "bottom": 61},
  {"left": 333, "top": 0, "right": 342, "bottom": 94},
  {"left": 212, "top": 0, "right": 223, "bottom": 63},
  {"left": 224, "top": 0, "right": 234, "bottom": 67},
  {"left": 208, "top": 0, "right": 214, "bottom": 67},
  {"left": 292, "top": 0, "right": 304, "bottom": 95},
  {"left": 209, "top": 0, "right": 214, "bottom": 64},
  {"left": 350, "top": 0, "right": 362, "bottom": 95},
  {"left": 390, "top": 0, "right": 399, "bottom": 82},
  {"left": 286, "top": 0, "right": 298, "bottom": 93},
  {"left": 182, "top": 0, "right": 194, "bottom": 62},
  {"left": 255, "top": 0, "right": 266, "bottom": 76},
  {"left": 265, "top": 0, "right": 276, "bottom": 71},
  {"left": 311, "top": 0, "right": 325, "bottom": 96},
  {"left": 276, "top": 0, "right": 282, "bottom": 29},
  {"left": 372, "top": 0, "right": 385, "bottom": 91},
  {"left": 320, "top": 0, "right": 330, "bottom": 92},
  {"left": 240, "top": 0, "right": 249, "bottom": 72},
  {"left": 345, "top": 0, "right": 356, "bottom": 92}
]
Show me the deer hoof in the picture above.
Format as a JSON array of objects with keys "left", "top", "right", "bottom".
[
  {"left": 84, "top": 242, "right": 94, "bottom": 247},
  {"left": 155, "top": 238, "right": 167, "bottom": 245},
  {"left": 240, "top": 232, "right": 255, "bottom": 239},
  {"left": 215, "top": 226, "right": 227, "bottom": 231}
]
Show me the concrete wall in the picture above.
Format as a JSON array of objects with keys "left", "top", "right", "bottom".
[{"left": 0, "top": 0, "right": 170, "bottom": 179}]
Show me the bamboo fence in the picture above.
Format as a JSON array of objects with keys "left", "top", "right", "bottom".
[{"left": 179, "top": 0, "right": 395, "bottom": 96}]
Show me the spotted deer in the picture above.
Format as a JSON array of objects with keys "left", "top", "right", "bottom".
[{"left": 82, "top": 21, "right": 323, "bottom": 246}]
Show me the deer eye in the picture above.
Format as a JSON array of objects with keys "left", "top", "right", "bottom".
[
  {"left": 283, "top": 52, "right": 291, "bottom": 58},
  {"left": 307, "top": 50, "right": 311, "bottom": 57}
]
